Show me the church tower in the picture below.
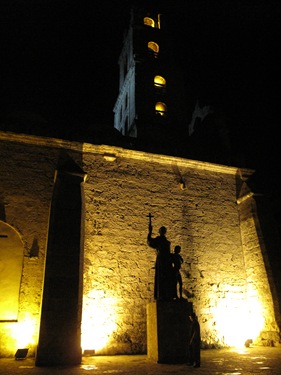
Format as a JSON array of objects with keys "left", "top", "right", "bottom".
[{"left": 113, "top": 4, "right": 188, "bottom": 156}]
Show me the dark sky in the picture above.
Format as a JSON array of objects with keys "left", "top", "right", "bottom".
[
  {"left": 1, "top": 0, "right": 131, "bottom": 123},
  {"left": 1, "top": 0, "right": 280, "bottom": 188}
]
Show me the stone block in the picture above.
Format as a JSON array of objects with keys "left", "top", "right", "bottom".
[{"left": 147, "top": 300, "right": 193, "bottom": 363}]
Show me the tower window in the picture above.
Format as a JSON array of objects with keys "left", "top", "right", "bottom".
[
  {"left": 144, "top": 17, "right": 155, "bottom": 28},
  {"left": 148, "top": 42, "right": 159, "bottom": 57},
  {"left": 154, "top": 75, "right": 166, "bottom": 88},
  {"left": 155, "top": 102, "right": 167, "bottom": 117}
]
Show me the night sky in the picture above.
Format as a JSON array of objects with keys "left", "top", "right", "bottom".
[{"left": 1, "top": 0, "right": 280, "bottom": 200}]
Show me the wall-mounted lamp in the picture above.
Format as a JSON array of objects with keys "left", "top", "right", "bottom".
[
  {"left": 103, "top": 153, "right": 117, "bottom": 162},
  {"left": 15, "top": 348, "right": 29, "bottom": 360},
  {"left": 236, "top": 192, "right": 254, "bottom": 204}
]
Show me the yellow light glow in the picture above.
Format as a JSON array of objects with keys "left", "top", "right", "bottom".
[
  {"left": 148, "top": 42, "right": 159, "bottom": 54},
  {"left": 154, "top": 75, "right": 166, "bottom": 87},
  {"left": 81, "top": 289, "right": 119, "bottom": 353},
  {"left": 8, "top": 313, "right": 37, "bottom": 350},
  {"left": 209, "top": 288, "right": 264, "bottom": 348},
  {"left": 144, "top": 17, "right": 155, "bottom": 27},
  {"left": 155, "top": 102, "right": 167, "bottom": 116}
]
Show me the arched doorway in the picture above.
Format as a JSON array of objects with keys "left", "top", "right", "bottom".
[{"left": 0, "top": 221, "right": 24, "bottom": 321}]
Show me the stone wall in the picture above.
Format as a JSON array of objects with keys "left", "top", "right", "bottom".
[{"left": 0, "top": 132, "right": 279, "bottom": 357}]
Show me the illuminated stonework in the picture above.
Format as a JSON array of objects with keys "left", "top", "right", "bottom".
[
  {"left": 0, "top": 132, "right": 280, "bottom": 358},
  {"left": 0, "top": 222, "right": 23, "bottom": 321},
  {"left": 81, "top": 289, "right": 119, "bottom": 352}
]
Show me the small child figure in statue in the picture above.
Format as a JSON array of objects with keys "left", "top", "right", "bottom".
[{"left": 171, "top": 245, "right": 184, "bottom": 299}]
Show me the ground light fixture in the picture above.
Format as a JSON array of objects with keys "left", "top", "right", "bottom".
[{"left": 15, "top": 348, "right": 29, "bottom": 360}]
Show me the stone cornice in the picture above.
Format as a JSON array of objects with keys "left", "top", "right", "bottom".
[{"left": 0, "top": 131, "right": 254, "bottom": 178}]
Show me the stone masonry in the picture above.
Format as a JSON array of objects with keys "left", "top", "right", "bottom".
[{"left": 0, "top": 131, "right": 280, "bottom": 358}]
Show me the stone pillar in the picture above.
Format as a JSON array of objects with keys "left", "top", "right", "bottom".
[
  {"left": 36, "top": 163, "right": 86, "bottom": 366},
  {"left": 147, "top": 300, "right": 193, "bottom": 363}
]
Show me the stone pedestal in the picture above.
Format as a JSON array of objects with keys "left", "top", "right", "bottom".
[{"left": 147, "top": 300, "right": 193, "bottom": 363}]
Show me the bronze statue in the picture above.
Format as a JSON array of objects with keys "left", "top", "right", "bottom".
[
  {"left": 171, "top": 245, "right": 184, "bottom": 299},
  {"left": 147, "top": 214, "right": 173, "bottom": 301}
]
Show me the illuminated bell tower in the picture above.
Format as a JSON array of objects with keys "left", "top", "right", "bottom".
[{"left": 113, "top": 5, "right": 188, "bottom": 156}]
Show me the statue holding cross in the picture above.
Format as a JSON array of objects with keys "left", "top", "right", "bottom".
[{"left": 147, "top": 213, "right": 174, "bottom": 301}]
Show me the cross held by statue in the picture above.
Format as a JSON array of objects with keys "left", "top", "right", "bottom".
[{"left": 147, "top": 213, "right": 153, "bottom": 226}]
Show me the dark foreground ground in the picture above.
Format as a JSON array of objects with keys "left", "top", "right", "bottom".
[{"left": 1, "top": 346, "right": 281, "bottom": 375}]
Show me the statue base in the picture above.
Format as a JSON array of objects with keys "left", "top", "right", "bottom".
[{"left": 146, "top": 299, "right": 193, "bottom": 363}]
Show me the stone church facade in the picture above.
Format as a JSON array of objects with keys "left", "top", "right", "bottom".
[
  {"left": 0, "top": 131, "right": 280, "bottom": 362},
  {"left": 1, "top": 3, "right": 281, "bottom": 365}
]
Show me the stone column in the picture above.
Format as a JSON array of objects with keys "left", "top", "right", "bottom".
[{"left": 36, "top": 163, "right": 86, "bottom": 366}]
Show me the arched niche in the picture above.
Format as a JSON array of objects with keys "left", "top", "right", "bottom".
[
  {"left": 144, "top": 17, "right": 155, "bottom": 28},
  {"left": 155, "top": 102, "right": 167, "bottom": 116},
  {"left": 0, "top": 221, "right": 24, "bottom": 321},
  {"left": 154, "top": 75, "right": 166, "bottom": 88},
  {"left": 148, "top": 41, "right": 159, "bottom": 55}
]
